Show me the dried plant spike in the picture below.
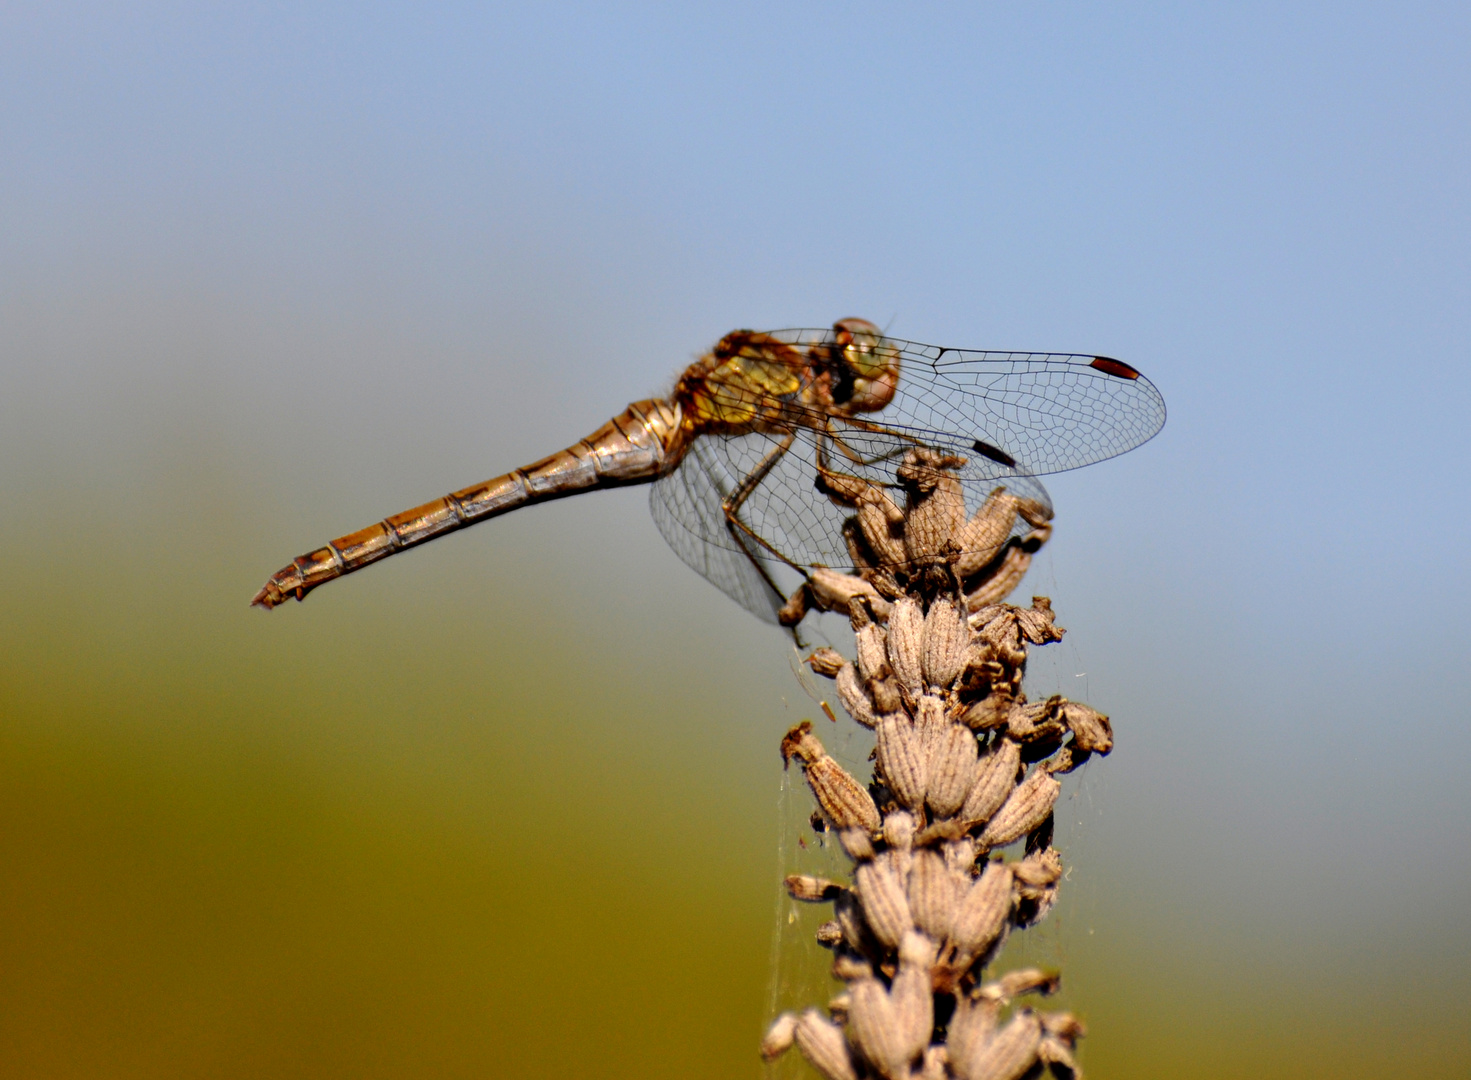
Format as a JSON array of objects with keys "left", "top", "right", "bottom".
[
  {"left": 951, "top": 1009, "right": 1043, "bottom": 1080},
  {"left": 782, "top": 722, "right": 882, "bottom": 833},
  {"left": 883, "top": 809, "right": 917, "bottom": 853},
  {"left": 961, "top": 737, "right": 1022, "bottom": 826},
  {"left": 927, "top": 722, "right": 980, "bottom": 818},
  {"left": 838, "top": 826, "right": 876, "bottom": 862},
  {"left": 978, "top": 768, "right": 1061, "bottom": 849},
  {"left": 761, "top": 1011, "right": 798, "bottom": 1061},
  {"left": 922, "top": 596, "right": 968, "bottom": 690},
  {"left": 793, "top": 1008, "right": 860, "bottom": 1080},
  {"left": 887, "top": 597, "right": 925, "bottom": 694},
  {"left": 806, "top": 647, "right": 847, "bottom": 678},
  {"left": 854, "top": 859, "right": 914, "bottom": 949}
]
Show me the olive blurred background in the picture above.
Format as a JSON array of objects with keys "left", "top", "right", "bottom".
[{"left": 2, "top": 5, "right": 1468, "bottom": 1077}]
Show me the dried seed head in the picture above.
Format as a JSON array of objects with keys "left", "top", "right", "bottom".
[
  {"left": 961, "top": 737, "right": 1022, "bottom": 826},
  {"left": 838, "top": 826, "right": 876, "bottom": 861},
  {"left": 761, "top": 1011, "right": 798, "bottom": 1060},
  {"left": 926, "top": 722, "right": 980, "bottom": 819},
  {"left": 979, "top": 968, "right": 1062, "bottom": 1003},
  {"left": 869, "top": 676, "right": 903, "bottom": 715},
  {"left": 887, "top": 598, "right": 925, "bottom": 694},
  {"left": 854, "top": 859, "right": 914, "bottom": 949},
  {"left": 1012, "top": 847, "right": 1063, "bottom": 894},
  {"left": 783, "top": 723, "right": 883, "bottom": 833},
  {"left": 922, "top": 596, "right": 968, "bottom": 689},
  {"left": 833, "top": 954, "right": 874, "bottom": 981},
  {"left": 1060, "top": 700, "right": 1113, "bottom": 754},
  {"left": 962, "top": 690, "right": 1016, "bottom": 732},
  {"left": 944, "top": 860, "right": 1014, "bottom": 973},
  {"left": 956, "top": 488, "right": 1025, "bottom": 577},
  {"left": 856, "top": 622, "right": 890, "bottom": 682},
  {"left": 1005, "top": 699, "right": 1064, "bottom": 743},
  {"left": 965, "top": 545, "right": 1035, "bottom": 611},
  {"left": 883, "top": 809, "right": 917, "bottom": 853},
  {"left": 951, "top": 1009, "right": 1042, "bottom": 1080},
  {"left": 786, "top": 875, "right": 844, "bottom": 902},
  {"left": 978, "top": 768, "right": 1060, "bottom": 849},
  {"left": 806, "top": 647, "right": 847, "bottom": 678},
  {"left": 891, "top": 931, "right": 938, "bottom": 1059},
  {"left": 835, "top": 663, "right": 877, "bottom": 728},
  {"left": 809, "top": 567, "right": 893, "bottom": 622},
  {"left": 793, "top": 1008, "right": 860, "bottom": 1080},
  {"left": 1015, "top": 598, "right": 1064, "bottom": 645},
  {"left": 848, "top": 976, "right": 917, "bottom": 1079},
  {"left": 908, "top": 849, "right": 960, "bottom": 941},
  {"left": 875, "top": 713, "right": 929, "bottom": 812}
]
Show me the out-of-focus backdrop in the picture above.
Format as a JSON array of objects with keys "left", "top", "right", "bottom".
[{"left": 3, "top": 5, "right": 1468, "bottom": 1077}]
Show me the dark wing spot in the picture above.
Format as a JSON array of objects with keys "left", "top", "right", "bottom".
[
  {"left": 971, "top": 439, "right": 1017, "bottom": 467},
  {"left": 1090, "top": 356, "right": 1141, "bottom": 380}
]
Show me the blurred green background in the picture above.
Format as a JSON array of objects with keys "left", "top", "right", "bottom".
[{"left": 3, "top": 4, "right": 1468, "bottom": 1077}]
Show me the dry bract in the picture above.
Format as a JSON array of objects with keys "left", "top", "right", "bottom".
[{"left": 765, "top": 449, "right": 1113, "bottom": 1080}]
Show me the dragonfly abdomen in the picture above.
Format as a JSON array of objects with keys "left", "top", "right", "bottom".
[{"left": 251, "top": 399, "right": 683, "bottom": 608}]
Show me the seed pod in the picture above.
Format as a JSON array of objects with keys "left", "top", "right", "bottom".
[
  {"left": 806, "top": 647, "right": 847, "bottom": 678},
  {"left": 946, "top": 996, "right": 998, "bottom": 1078},
  {"left": 761, "top": 1011, "right": 798, "bottom": 1060},
  {"left": 1005, "top": 699, "right": 1063, "bottom": 743},
  {"left": 951, "top": 1010, "right": 1042, "bottom": 1080},
  {"left": 1059, "top": 700, "right": 1112, "bottom": 754},
  {"left": 834, "top": 889, "right": 875, "bottom": 953},
  {"left": 980, "top": 968, "right": 1061, "bottom": 1003},
  {"left": 793, "top": 1008, "right": 860, "bottom": 1080},
  {"left": 907, "top": 849, "right": 959, "bottom": 941},
  {"left": 887, "top": 598, "right": 925, "bottom": 694},
  {"left": 955, "top": 488, "right": 1020, "bottom": 578},
  {"left": 965, "top": 545, "right": 1034, "bottom": 611},
  {"left": 891, "top": 931, "right": 937, "bottom": 1059},
  {"left": 856, "top": 622, "right": 889, "bottom": 682},
  {"left": 922, "top": 597, "right": 968, "bottom": 689},
  {"left": 946, "top": 860, "right": 1013, "bottom": 970},
  {"left": 978, "top": 768, "right": 1060, "bottom": 849},
  {"left": 815, "top": 920, "right": 844, "bottom": 947},
  {"left": 927, "top": 723, "right": 980, "bottom": 818},
  {"left": 835, "top": 663, "right": 877, "bottom": 728},
  {"left": 1015, "top": 598, "right": 1064, "bottom": 645},
  {"left": 847, "top": 976, "right": 914, "bottom": 1079},
  {"left": 854, "top": 860, "right": 914, "bottom": 948},
  {"left": 783, "top": 722, "right": 882, "bottom": 833},
  {"left": 838, "top": 826, "right": 876, "bottom": 861},
  {"left": 884, "top": 809, "right": 917, "bottom": 853},
  {"left": 870, "top": 676, "right": 903, "bottom": 715},
  {"left": 876, "top": 714, "right": 928, "bottom": 811},
  {"left": 961, "top": 737, "right": 1022, "bottom": 826},
  {"left": 915, "top": 693, "right": 948, "bottom": 761},
  {"left": 786, "top": 875, "right": 844, "bottom": 902},
  {"left": 1012, "top": 848, "right": 1063, "bottom": 895},
  {"left": 962, "top": 690, "right": 1014, "bottom": 732}
]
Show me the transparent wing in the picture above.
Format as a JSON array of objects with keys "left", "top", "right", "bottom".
[{"left": 649, "top": 435, "right": 787, "bottom": 623}]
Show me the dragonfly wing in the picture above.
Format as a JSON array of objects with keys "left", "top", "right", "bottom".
[
  {"left": 649, "top": 435, "right": 787, "bottom": 624},
  {"left": 877, "top": 342, "right": 1167, "bottom": 476}
]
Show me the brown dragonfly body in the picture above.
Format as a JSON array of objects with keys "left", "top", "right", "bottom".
[{"left": 252, "top": 319, "right": 900, "bottom": 609}]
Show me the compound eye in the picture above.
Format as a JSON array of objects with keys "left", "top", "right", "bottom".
[{"left": 832, "top": 317, "right": 893, "bottom": 378}]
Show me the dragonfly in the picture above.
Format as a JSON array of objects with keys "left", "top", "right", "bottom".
[{"left": 251, "top": 319, "right": 1165, "bottom": 624}]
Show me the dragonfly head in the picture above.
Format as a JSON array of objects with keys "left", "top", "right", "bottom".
[{"left": 830, "top": 318, "right": 900, "bottom": 414}]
